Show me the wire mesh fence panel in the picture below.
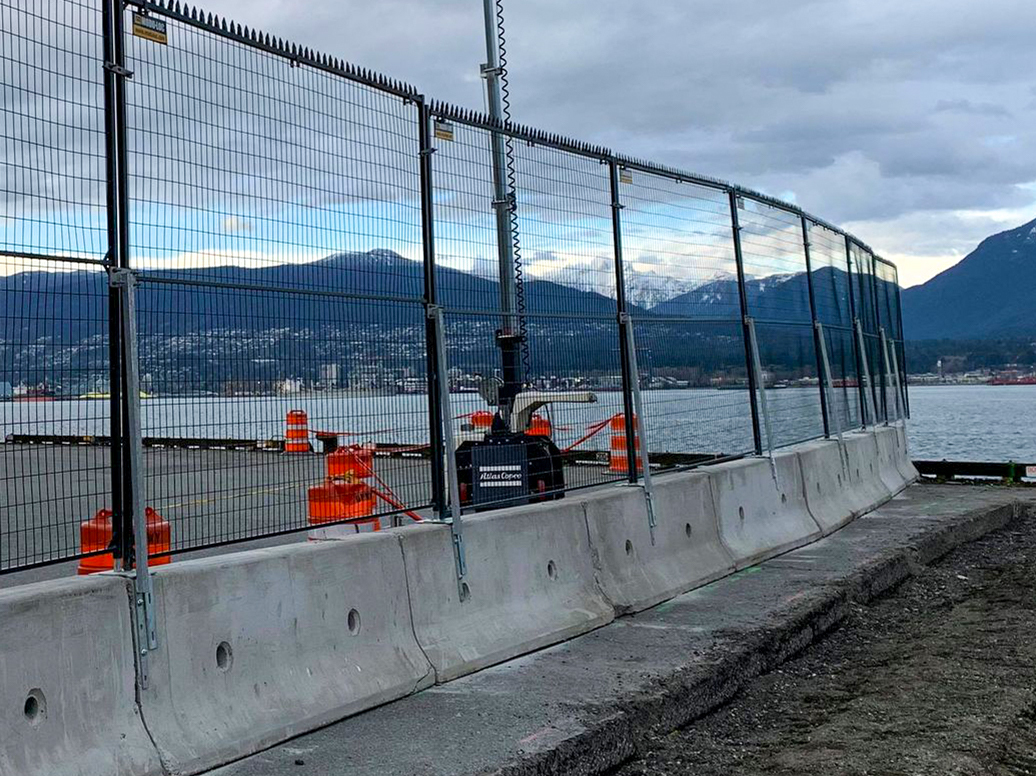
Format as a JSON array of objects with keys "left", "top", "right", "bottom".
[
  {"left": 819, "top": 324, "right": 862, "bottom": 432},
  {"left": 136, "top": 282, "right": 431, "bottom": 553},
  {"left": 737, "top": 196, "right": 823, "bottom": 446},
  {"left": 752, "top": 321, "right": 825, "bottom": 447},
  {"left": 874, "top": 257, "right": 902, "bottom": 417},
  {"left": 631, "top": 319, "right": 756, "bottom": 459},
  {"left": 123, "top": 6, "right": 423, "bottom": 294},
  {"left": 510, "top": 142, "right": 615, "bottom": 312},
  {"left": 0, "top": 260, "right": 111, "bottom": 571},
  {"left": 620, "top": 172, "right": 738, "bottom": 319},
  {"left": 617, "top": 170, "right": 751, "bottom": 463},
  {"left": 849, "top": 241, "right": 884, "bottom": 422},
  {"left": 1, "top": 0, "right": 108, "bottom": 262},
  {"left": 1, "top": 0, "right": 113, "bottom": 572},
  {"left": 807, "top": 221, "right": 853, "bottom": 330},
  {"left": 121, "top": 7, "right": 431, "bottom": 555},
  {"left": 430, "top": 118, "right": 511, "bottom": 314}
]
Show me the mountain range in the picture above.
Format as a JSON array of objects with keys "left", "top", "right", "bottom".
[
  {"left": 1, "top": 248, "right": 890, "bottom": 390},
  {"left": 901, "top": 217, "right": 1036, "bottom": 340}
]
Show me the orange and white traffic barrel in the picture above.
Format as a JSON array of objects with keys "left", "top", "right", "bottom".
[
  {"left": 308, "top": 444, "right": 378, "bottom": 538},
  {"left": 609, "top": 413, "right": 642, "bottom": 474},
  {"left": 284, "top": 410, "right": 311, "bottom": 453},
  {"left": 78, "top": 507, "right": 172, "bottom": 574}
]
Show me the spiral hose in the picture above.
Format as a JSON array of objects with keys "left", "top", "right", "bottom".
[{"left": 494, "top": 0, "right": 531, "bottom": 381}]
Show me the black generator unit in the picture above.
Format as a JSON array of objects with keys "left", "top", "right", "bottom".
[{"left": 456, "top": 433, "right": 565, "bottom": 510}]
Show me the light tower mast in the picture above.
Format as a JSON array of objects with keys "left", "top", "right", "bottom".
[{"left": 480, "top": 0, "right": 522, "bottom": 424}]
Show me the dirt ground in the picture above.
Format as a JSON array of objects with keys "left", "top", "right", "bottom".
[{"left": 612, "top": 505, "right": 1036, "bottom": 776}]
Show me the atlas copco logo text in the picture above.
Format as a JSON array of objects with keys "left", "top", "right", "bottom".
[{"left": 477, "top": 464, "right": 523, "bottom": 488}]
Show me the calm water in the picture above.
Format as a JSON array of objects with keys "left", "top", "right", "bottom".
[
  {"left": 907, "top": 385, "right": 1036, "bottom": 462},
  {"left": 2, "top": 384, "right": 1030, "bottom": 463}
]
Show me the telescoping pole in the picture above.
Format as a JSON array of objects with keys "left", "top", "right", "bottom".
[{"left": 481, "top": 0, "right": 521, "bottom": 423}]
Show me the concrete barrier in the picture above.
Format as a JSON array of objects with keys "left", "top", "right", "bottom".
[
  {"left": 139, "top": 534, "right": 433, "bottom": 775},
  {"left": 874, "top": 425, "right": 910, "bottom": 496},
  {"left": 0, "top": 575, "right": 161, "bottom": 776},
  {"left": 583, "top": 473, "right": 735, "bottom": 613},
  {"left": 708, "top": 452, "right": 823, "bottom": 569},
  {"left": 796, "top": 438, "right": 861, "bottom": 535},
  {"left": 841, "top": 430, "right": 894, "bottom": 508},
  {"left": 398, "top": 500, "right": 614, "bottom": 683},
  {"left": 894, "top": 423, "right": 920, "bottom": 484}
]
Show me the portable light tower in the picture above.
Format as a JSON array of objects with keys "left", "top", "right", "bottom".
[{"left": 452, "top": 0, "right": 598, "bottom": 509}]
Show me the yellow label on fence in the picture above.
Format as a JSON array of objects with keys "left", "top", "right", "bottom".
[
  {"left": 619, "top": 169, "right": 633, "bottom": 184},
  {"left": 132, "top": 13, "right": 168, "bottom": 45},
  {"left": 434, "top": 120, "right": 454, "bottom": 142}
]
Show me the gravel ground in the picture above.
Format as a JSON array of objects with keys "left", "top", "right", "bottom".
[{"left": 613, "top": 505, "right": 1036, "bottom": 776}]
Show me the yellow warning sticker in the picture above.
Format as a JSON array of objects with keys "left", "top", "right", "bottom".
[
  {"left": 434, "top": 120, "right": 455, "bottom": 142},
  {"left": 132, "top": 13, "right": 168, "bottom": 45},
  {"left": 619, "top": 169, "right": 633, "bottom": 184}
]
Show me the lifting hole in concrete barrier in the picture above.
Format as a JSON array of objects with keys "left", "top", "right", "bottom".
[
  {"left": 781, "top": 493, "right": 787, "bottom": 504},
  {"left": 624, "top": 539, "right": 633, "bottom": 556},
  {"left": 816, "top": 482, "right": 822, "bottom": 495},
  {"left": 856, "top": 468, "right": 861, "bottom": 479},
  {"left": 685, "top": 522, "right": 693, "bottom": 538},
  {"left": 547, "top": 560, "right": 557, "bottom": 580},
  {"left": 738, "top": 506, "right": 745, "bottom": 522},
  {"left": 837, "top": 473, "right": 843, "bottom": 487},
  {"left": 347, "top": 608, "right": 361, "bottom": 636},
  {"left": 24, "top": 689, "right": 45, "bottom": 726},
  {"left": 459, "top": 582, "right": 471, "bottom": 602},
  {"left": 216, "top": 641, "right": 233, "bottom": 672}
]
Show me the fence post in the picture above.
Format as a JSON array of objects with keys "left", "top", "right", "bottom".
[
  {"left": 428, "top": 305, "right": 467, "bottom": 596},
  {"left": 801, "top": 216, "right": 829, "bottom": 438},
  {"left": 608, "top": 160, "right": 639, "bottom": 485},
  {"left": 110, "top": 269, "right": 158, "bottom": 689},
  {"left": 102, "top": 0, "right": 158, "bottom": 689},
  {"left": 729, "top": 189, "right": 763, "bottom": 455},
  {"left": 895, "top": 282, "right": 910, "bottom": 417},
  {"left": 417, "top": 97, "right": 446, "bottom": 516},
  {"left": 844, "top": 236, "right": 870, "bottom": 429},
  {"left": 870, "top": 257, "right": 889, "bottom": 423},
  {"left": 101, "top": 0, "right": 125, "bottom": 567}
]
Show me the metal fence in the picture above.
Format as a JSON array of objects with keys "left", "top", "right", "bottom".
[{"left": 1, "top": 0, "right": 909, "bottom": 579}]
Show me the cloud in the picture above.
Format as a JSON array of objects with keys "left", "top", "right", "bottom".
[
  {"left": 221, "top": 216, "right": 254, "bottom": 233},
  {"left": 5, "top": 0, "right": 1036, "bottom": 286}
]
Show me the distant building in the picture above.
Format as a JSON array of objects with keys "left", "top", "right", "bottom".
[{"left": 319, "top": 364, "right": 340, "bottom": 389}]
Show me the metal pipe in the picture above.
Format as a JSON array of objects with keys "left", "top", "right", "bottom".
[
  {"left": 609, "top": 159, "right": 639, "bottom": 484},
  {"left": 844, "top": 236, "right": 870, "bottom": 429},
  {"left": 481, "top": 0, "right": 520, "bottom": 417},
  {"left": 417, "top": 98, "right": 446, "bottom": 516},
  {"left": 729, "top": 190, "right": 763, "bottom": 455},
  {"left": 801, "top": 217, "right": 829, "bottom": 438}
]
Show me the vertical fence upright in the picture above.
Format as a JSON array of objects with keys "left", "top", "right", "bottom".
[
  {"left": 895, "top": 281, "right": 910, "bottom": 417},
  {"left": 844, "top": 236, "right": 870, "bottom": 428},
  {"left": 101, "top": 0, "right": 158, "bottom": 685},
  {"left": 869, "top": 255, "right": 889, "bottom": 423},
  {"left": 801, "top": 217, "right": 830, "bottom": 438},
  {"left": 418, "top": 98, "right": 446, "bottom": 516},
  {"left": 608, "top": 160, "right": 640, "bottom": 484},
  {"left": 101, "top": 0, "right": 124, "bottom": 567},
  {"left": 729, "top": 190, "right": 763, "bottom": 455}
]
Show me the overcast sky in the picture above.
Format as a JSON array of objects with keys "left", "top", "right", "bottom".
[{"left": 175, "top": 0, "right": 1036, "bottom": 286}]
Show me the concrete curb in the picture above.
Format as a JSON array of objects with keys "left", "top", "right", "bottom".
[{"left": 488, "top": 497, "right": 1031, "bottom": 776}]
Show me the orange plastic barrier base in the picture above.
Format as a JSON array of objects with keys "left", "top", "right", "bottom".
[{"left": 78, "top": 507, "right": 172, "bottom": 575}]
